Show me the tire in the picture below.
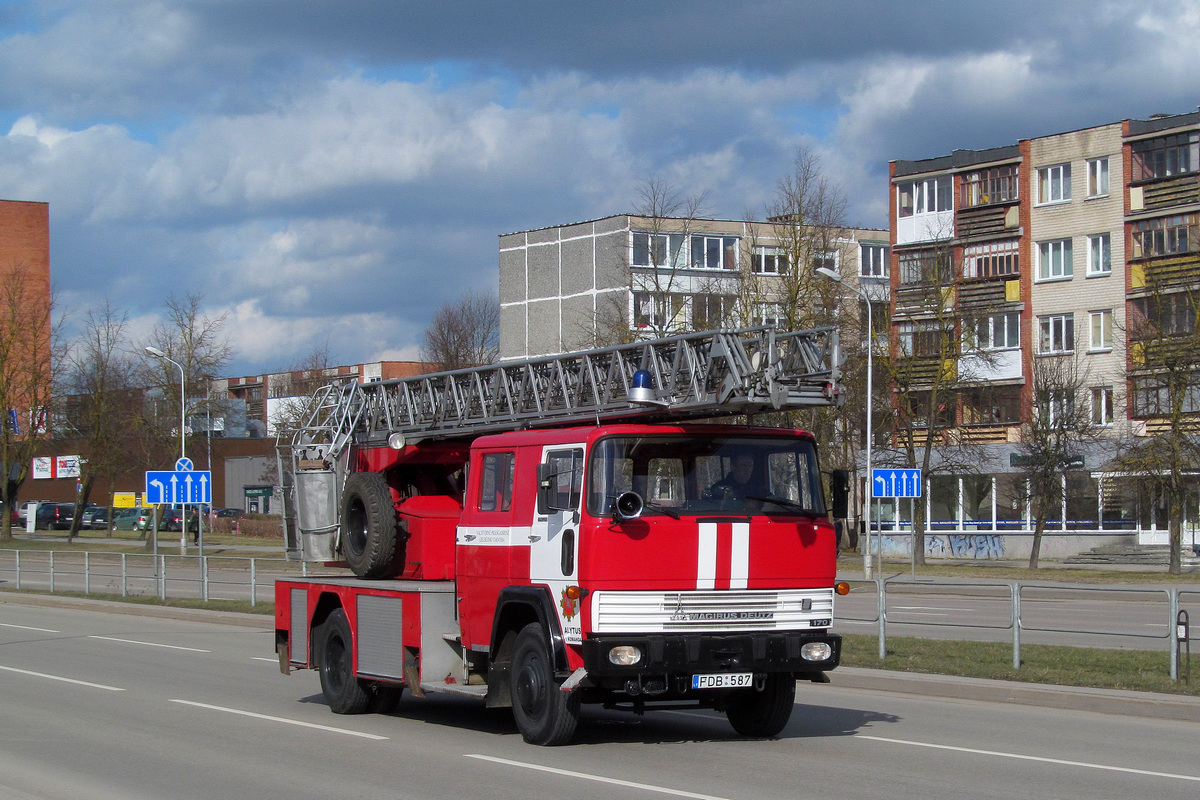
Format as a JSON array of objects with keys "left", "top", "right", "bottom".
[
  {"left": 317, "top": 609, "right": 371, "bottom": 714},
  {"left": 509, "top": 623, "right": 580, "bottom": 745},
  {"left": 724, "top": 674, "right": 796, "bottom": 738},
  {"left": 341, "top": 472, "right": 400, "bottom": 579}
]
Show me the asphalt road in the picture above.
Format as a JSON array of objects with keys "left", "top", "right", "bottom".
[{"left": 2, "top": 595, "right": 1199, "bottom": 800}]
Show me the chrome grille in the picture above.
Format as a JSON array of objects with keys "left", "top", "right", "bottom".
[{"left": 590, "top": 589, "right": 834, "bottom": 633}]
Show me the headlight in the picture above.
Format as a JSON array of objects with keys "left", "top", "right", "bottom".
[
  {"left": 801, "top": 641, "right": 833, "bottom": 662},
  {"left": 608, "top": 645, "right": 643, "bottom": 666}
]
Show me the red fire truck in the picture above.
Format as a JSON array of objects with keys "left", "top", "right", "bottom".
[{"left": 274, "top": 327, "right": 850, "bottom": 745}]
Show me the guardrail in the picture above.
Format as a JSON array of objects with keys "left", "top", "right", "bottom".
[
  {"left": 0, "top": 549, "right": 310, "bottom": 606},
  {"left": 840, "top": 578, "right": 1200, "bottom": 680}
]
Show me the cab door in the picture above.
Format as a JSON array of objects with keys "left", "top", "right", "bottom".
[{"left": 529, "top": 445, "right": 584, "bottom": 644}]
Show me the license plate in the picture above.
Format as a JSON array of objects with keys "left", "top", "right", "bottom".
[{"left": 691, "top": 672, "right": 753, "bottom": 689}]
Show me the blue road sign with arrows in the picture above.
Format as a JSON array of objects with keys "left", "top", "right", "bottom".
[
  {"left": 872, "top": 468, "right": 922, "bottom": 498},
  {"left": 145, "top": 468, "right": 211, "bottom": 504}
]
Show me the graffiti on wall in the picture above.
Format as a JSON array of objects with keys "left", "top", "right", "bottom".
[{"left": 879, "top": 533, "right": 1007, "bottom": 559}]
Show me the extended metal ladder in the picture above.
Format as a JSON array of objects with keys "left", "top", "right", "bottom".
[{"left": 278, "top": 325, "right": 842, "bottom": 561}]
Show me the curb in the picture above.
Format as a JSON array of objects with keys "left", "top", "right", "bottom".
[{"left": 831, "top": 665, "right": 1200, "bottom": 723}]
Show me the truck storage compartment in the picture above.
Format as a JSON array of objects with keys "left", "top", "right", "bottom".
[{"left": 397, "top": 495, "right": 461, "bottom": 579}]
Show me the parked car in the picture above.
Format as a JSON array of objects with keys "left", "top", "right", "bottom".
[
  {"left": 215, "top": 507, "right": 245, "bottom": 520},
  {"left": 81, "top": 507, "right": 110, "bottom": 530},
  {"left": 113, "top": 506, "right": 154, "bottom": 531},
  {"left": 19, "top": 501, "right": 43, "bottom": 522},
  {"left": 35, "top": 502, "right": 75, "bottom": 530},
  {"left": 161, "top": 507, "right": 199, "bottom": 532}
]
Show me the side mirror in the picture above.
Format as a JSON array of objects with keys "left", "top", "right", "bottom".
[
  {"left": 613, "top": 491, "right": 644, "bottom": 523},
  {"left": 830, "top": 469, "right": 849, "bottom": 519},
  {"left": 537, "top": 463, "right": 558, "bottom": 513}
]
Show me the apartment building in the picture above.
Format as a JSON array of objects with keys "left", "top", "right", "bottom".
[
  {"left": 499, "top": 214, "right": 889, "bottom": 360},
  {"left": 887, "top": 110, "right": 1200, "bottom": 559}
]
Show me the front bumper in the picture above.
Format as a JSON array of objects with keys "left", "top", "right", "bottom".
[{"left": 581, "top": 630, "right": 840, "bottom": 681}]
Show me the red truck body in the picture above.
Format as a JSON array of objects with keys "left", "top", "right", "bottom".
[{"left": 276, "top": 421, "right": 844, "bottom": 744}]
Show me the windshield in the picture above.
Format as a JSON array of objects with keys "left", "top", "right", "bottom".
[{"left": 586, "top": 434, "right": 825, "bottom": 517}]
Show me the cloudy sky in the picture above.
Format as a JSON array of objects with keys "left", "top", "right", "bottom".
[{"left": 1, "top": 0, "right": 1198, "bottom": 375}]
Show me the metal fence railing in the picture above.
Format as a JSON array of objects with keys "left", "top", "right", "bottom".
[
  {"left": 0, "top": 549, "right": 310, "bottom": 607},
  {"left": 838, "top": 578, "right": 1200, "bottom": 680}
]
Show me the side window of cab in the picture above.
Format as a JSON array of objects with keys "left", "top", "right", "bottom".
[{"left": 478, "top": 452, "right": 515, "bottom": 512}]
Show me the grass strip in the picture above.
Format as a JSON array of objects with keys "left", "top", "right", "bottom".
[{"left": 841, "top": 632, "right": 1199, "bottom": 696}]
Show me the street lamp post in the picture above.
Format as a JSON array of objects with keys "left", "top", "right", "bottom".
[
  {"left": 146, "top": 346, "right": 187, "bottom": 554},
  {"left": 816, "top": 267, "right": 874, "bottom": 580}
]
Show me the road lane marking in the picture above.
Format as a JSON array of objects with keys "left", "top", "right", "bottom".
[
  {"left": 89, "top": 635, "right": 210, "bottom": 653},
  {"left": 0, "top": 622, "right": 59, "bottom": 633},
  {"left": 0, "top": 664, "right": 123, "bottom": 691},
  {"left": 858, "top": 734, "right": 1200, "bottom": 783},
  {"left": 168, "top": 699, "right": 389, "bottom": 740},
  {"left": 465, "top": 754, "right": 731, "bottom": 800},
  {"left": 250, "top": 657, "right": 277, "bottom": 662}
]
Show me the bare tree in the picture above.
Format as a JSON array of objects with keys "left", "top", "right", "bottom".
[
  {"left": 58, "top": 301, "right": 140, "bottom": 541},
  {"left": 141, "top": 293, "right": 232, "bottom": 456},
  {"left": 1114, "top": 274, "right": 1200, "bottom": 574},
  {"left": 0, "top": 267, "right": 60, "bottom": 541},
  {"left": 422, "top": 289, "right": 500, "bottom": 370},
  {"left": 1016, "top": 353, "right": 1100, "bottom": 568}
]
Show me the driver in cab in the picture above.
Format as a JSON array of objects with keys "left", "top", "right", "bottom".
[{"left": 708, "top": 453, "right": 762, "bottom": 509}]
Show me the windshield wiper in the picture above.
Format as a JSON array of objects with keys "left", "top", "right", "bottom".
[{"left": 643, "top": 500, "right": 681, "bottom": 519}]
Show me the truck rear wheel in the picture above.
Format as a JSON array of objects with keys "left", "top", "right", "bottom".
[
  {"left": 724, "top": 674, "right": 795, "bottom": 738},
  {"left": 317, "top": 609, "right": 371, "bottom": 714},
  {"left": 509, "top": 623, "right": 579, "bottom": 745},
  {"left": 341, "top": 472, "right": 399, "bottom": 579}
]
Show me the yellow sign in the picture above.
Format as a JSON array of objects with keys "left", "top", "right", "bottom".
[{"left": 113, "top": 492, "right": 138, "bottom": 508}]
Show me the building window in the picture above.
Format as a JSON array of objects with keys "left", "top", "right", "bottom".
[
  {"left": 898, "top": 321, "right": 953, "bottom": 358},
  {"left": 1091, "top": 387, "right": 1114, "bottom": 426},
  {"left": 753, "top": 302, "right": 783, "bottom": 327},
  {"left": 1131, "top": 293, "right": 1196, "bottom": 337},
  {"left": 811, "top": 251, "right": 838, "bottom": 273},
  {"left": 1088, "top": 310, "right": 1112, "bottom": 351},
  {"left": 1038, "top": 313, "right": 1075, "bottom": 354},
  {"left": 1131, "top": 131, "right": 1199, "bottom": 182},
  {"left": 1086, "top": 157, "right": 1110, "bottom": 197},
  {"left": 1131, "top": 213, "right": 1199, "bottom": 258},
  {"left": 690, "top": 235, "right": 739, "bottom": 270},
  {"left": 691, "top": 294, "right": 735, "bottom": 330},
  {"left": 752, "top": 245, "right": 786, "bottom": 274},
  {"left": 963, "top": 240, "right": 1019, "bottom": 278},
  {"left": 1133, "top": 375, "right": 1200, "bottom": 417},
  {"left": 1086, "top": 234, "right": 1111, "bottom": 276},
  {"left": 897, "top": 175, "right": 952, "bottom": 218},
  {"left": 962, "top": 386, "right": 1021, "bottom": 425},
  {"left": 973, "top": 311, "right": 1020, "bottom": 351},
  {"left": 1040, "top": 389, "right": 1075, "bottom": 426},
  {"left": 860, "top": 243, "right": 888, "bottom": 277},
  {"left": 905, "top": 390, "right": 954, "bottom": 428},
  {"left": 633, "top": 292, "right": 685, "bottom": 329},
  {"left": 899, "top": 248, "right": 952, "bottom": 285},
  {"left": 960, "top": 164, "right": 1019, "bottom": 207},
  {"left": 1037, "top": 163, "right": 1072, "bottom": 204},
  {"left": 1037, "top": 239, "right": 1073, "bottom": 281},
  {"left": 631, "top": 232, "right": 685, "bottom": 268}
]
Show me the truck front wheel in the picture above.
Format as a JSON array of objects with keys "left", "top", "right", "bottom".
[
  {"left": 317, "top": 609, "right": 371, "bottom": 714},
  {"left": 341, "top": 472, "right": 399, "bottom": 579},
  {"left": 724, "top": 674, "right": 796, "bottom": 738},
  {"left": 509, "top": 623, "right": 580, "bottom": 745}
]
